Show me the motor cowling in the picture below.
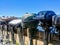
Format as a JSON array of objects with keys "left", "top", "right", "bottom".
[
  {"left": 34, "top": 11, "right": 56, "bottom": 26},
  {"left": 52, "top": 15, "right": 60, "bottom": 28},
  {"left": 22, "top": 13, "right": 39, "bottom": 28}
]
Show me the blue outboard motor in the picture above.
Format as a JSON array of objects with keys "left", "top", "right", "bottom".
[
  {"left": 52, "top": 15, "right": 60, "bottom": 28},
  {"left": 52, "top": 15, "right": 60, "bottom": 40},
  {"left": 33, "top": 11, "right": 56, "bottom": 45},
  {"left": 33, "top": 11, "right": 56, "bottom": 27}
]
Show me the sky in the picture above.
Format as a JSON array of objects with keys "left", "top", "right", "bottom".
[{"left": 0, "top": 0, "right": 60, "bottom": 17}]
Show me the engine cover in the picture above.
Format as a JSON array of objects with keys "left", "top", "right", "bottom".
[
  {"left": 34, "top": 11, "right": 56, "bottom": 26},
  {"left": 52, "top": 15, "right": 60, "bottom": 28},
  {"left": 22, "top": 13, "right": 39, "bottom": 28}
]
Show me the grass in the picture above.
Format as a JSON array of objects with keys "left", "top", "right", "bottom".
[{"left": 16, "top": 42, "right": 19, "bottom": 45}]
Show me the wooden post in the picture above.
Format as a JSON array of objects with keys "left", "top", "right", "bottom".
[
  {"left": 0, "top": 25, "right": 1, "bottom": 35},
  {"left": 11, "top": 26, "right": 15, "bottom": 44},
  {"left": 6, "top": 25, "right": 9, "bottom": 39},
  {"left": 56, "top": 28, "right": 60, "bottom": 40},
  {"left": 27, "top": 28, "right": 29, "bottom": 45},
  {"left": 14, "top": 33, "right": 17, "bottom": 43},
  {"left": 18, "top": 27, "right": 24, "bottom": 45},
  {"left": 8, "top": 25, "right": 11, "bottom": 41},
  {"left": 9, "top": 26, "right": 12, "bottom": 41},
  {"left": 0, "top": 25, "right": 2, "bottom": 36},
  {"left": 49, "top": 33, "right": 51, "bottom": 42},
  {"left": 27, "top": 28, "right": 33, "bottom": 45},
  {"left": 44, "top": 28, "right": 49, "bottom": 45},
  {"left": 59, "top": 30, "right": 60, "bottom": 40},
  {"left": 49, "top": 33, "right": 53, "bottom": 42},
  {"left": 1, "top": 25, "right": 4, "bottom": 45},
  {"left": 2, "top": 25, "right": 4, "bottom": 35}
]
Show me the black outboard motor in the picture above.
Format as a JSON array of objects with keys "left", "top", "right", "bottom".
[
  {"left": 22, "top": 13, "right": 39, "bottom": 28},
  {"left": 22, "top": 13, "right": 39, "bottom": 45}
]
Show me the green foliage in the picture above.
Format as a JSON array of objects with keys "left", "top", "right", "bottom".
[{"left": 16, "top": 42, "right": 19, "bottom": 45}]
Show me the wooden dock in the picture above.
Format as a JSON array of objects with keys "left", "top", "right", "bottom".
[{"left": 0, "top": 26, "right": 60, "bottom": 45}]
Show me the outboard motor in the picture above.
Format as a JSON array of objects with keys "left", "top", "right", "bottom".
[
  {"left": 52, "top": 15, "right": 60, "bottom": 40},
  {"left": 9, "top": 19, "right": 24, "bottom": 45},
  {"left": 34, "top": 11, "right": 56, "bottom": 27},
  {"left": 22, "top": 13, "right": 39, "bottom": 28},
  {"left": 33, "top": 11, "right": 56, "bottom": 45},
  {"left": 52, "top": 15, "right": 60, "bottom": 28},
  {"left": 22, "top": 13, "right": 39, "bottom": 45}
]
